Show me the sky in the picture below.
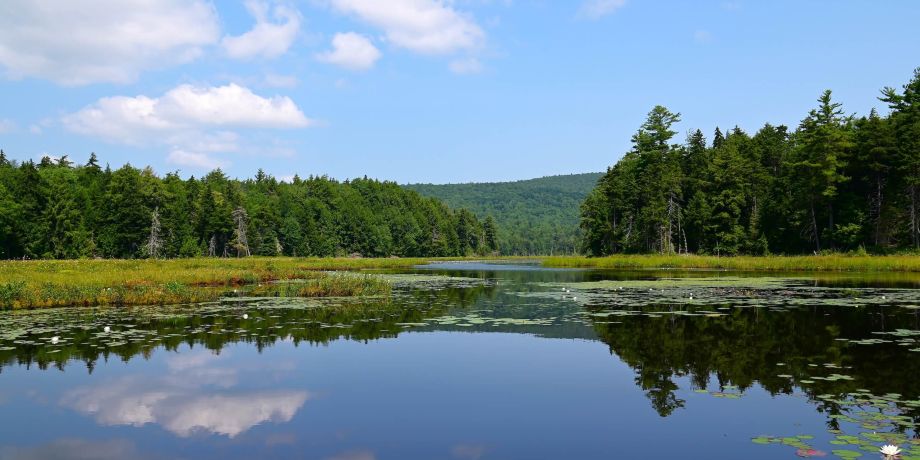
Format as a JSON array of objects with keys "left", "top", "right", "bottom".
[{"left": 0, "top": 1, "right": 918, "bottom": 185}]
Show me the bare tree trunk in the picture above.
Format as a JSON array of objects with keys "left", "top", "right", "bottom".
[
  {"left": 871, "top": 175, "right": 884, "bottom": 246},
  {"left": 911, "top": 185, "right": 919, "bottom": 248},
  {"left": 810, "top": 199, "right": 821, "bottom": 252},
  {"left": 231, "top": 207, "right": 251, "bottom": 257},
  {"left": 145, "top": 207, "right": 163, "bottom": 258}
]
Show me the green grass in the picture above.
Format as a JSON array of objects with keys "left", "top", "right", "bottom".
[
  {"left": 542, "top": 254, "right": 920, "bottom": 272},
  {"left": 0, "top": 257, "right": 428, "bottom": 309},
  {"left": 10, "top": 254, "right": 920, "bottom": 309}
]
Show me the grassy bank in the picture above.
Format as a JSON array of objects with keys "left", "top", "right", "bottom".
[
  {"left": 541, "top": 254, "right": 920, "bottom": 272},
  {"left": 0, "top": 257, "right": 427, "bottom": 309}
]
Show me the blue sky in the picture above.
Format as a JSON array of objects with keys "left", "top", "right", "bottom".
[{"left": 0, "top": 0, "right": 918, "bottom": 184}]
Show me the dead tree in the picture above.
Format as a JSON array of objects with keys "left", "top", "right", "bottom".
[
  {"left": 144, "top": 207, "right": 163, "bottom": 258},
  {"left": 231, "top": 207, "right": 251, "bottom": 257}
]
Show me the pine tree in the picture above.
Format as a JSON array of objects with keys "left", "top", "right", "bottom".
[
  {"left": 483, "top": 216, "right": 498, "bottom": 253},
  {"left": 881, "top": 68, "right": 920, "bottom": 247},
  {"left": 793, "top": 90, "right": 853, "bottom": 251},
  {"left": 712, "top": 127, "right": 725, "bottom": 149}
]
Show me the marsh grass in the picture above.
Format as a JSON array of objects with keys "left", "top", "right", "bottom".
[
  {"left": 0, "top": 257, "right": 422, "bottom": 309},
  {"left": 542, "top": 254, "right": 920, "bottom": 272}
]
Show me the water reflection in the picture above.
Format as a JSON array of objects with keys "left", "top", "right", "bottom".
[
  {"left": 2, "top": 266, "right": 920, "bottom": 458},
  {"left": 63, "top": 350, "right": 308, "bottom": 437},
  {"left": 0, "top": 438, "right": 142, "bottom": 460}
]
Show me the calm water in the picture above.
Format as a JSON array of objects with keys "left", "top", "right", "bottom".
[{"left": 1, "top": 263, "right": 919, "bottom": 460}]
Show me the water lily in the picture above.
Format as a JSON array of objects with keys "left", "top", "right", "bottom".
[
  {"left": 50, "top": 336, "right": 59, "bottom": 344},
  {"left": 242, "top": 314, "right": 249, "bottom": 320},
  {"left": 103, "top": 326, "right": 111, "bottom": 333},
  {"left": 880, "top": 445, "right": 901, "bottom": 458}
]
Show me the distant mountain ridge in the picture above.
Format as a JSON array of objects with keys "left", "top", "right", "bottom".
[{"left": 405, "top": 172, "right": 603, "bottom": 255}]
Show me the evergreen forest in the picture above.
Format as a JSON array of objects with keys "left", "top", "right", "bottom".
[{"left": 580, "top": 69, "right": 920, "bottom": 256}]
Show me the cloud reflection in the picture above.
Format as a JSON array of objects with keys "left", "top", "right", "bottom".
[
  {"left": 62, "top": 351, "right": 308, "bottom": 438},
  {"left": 0, "top": 438, "right": 141, "bottom": 460}
]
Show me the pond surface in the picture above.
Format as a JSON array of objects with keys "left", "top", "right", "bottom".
[{"left": 1, "top": 262, "right": 919, "bottom": 460}]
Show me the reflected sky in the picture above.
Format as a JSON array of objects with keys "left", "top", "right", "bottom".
[{"left": 62, "top": 349, "right": 308, "bottom": 438}]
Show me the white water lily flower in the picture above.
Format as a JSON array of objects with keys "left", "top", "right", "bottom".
[
  {"left": 572, "top": 297, "right": 577, "bottom": 301},
  {"left": 103, "top": 326, "right": 111, "bottom": 333},
  {"left": 880, "top": 445, "right": 901, "bottom": 457},
  {"left": 50, "top": 336, "right": 59, "bottom": 344},
  {"left": 242, "top": 314, "right": 249, "bottom": 320}
]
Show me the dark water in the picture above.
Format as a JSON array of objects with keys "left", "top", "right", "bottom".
[{"left": 1, "top": 263, "right": 919, "bottom": 460}]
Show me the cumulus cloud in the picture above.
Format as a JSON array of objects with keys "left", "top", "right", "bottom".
[
  {"left": 62, "top": 351, "right": 309, "bottom": 438},
  {"left": 0, "top": 0, "right": 220, "bottom": 85},
  {"left": 577, "top": 0, "right": 627, "bottom": 20},
  {"left": 62, "top": 83, "right": 310, "bottom": 170},
  {"left": 316, "top": 32, "right": 382, "bottom": 71},
  {"left": 222, "top": 1, "right": 302, "bottom": 59},
  {"left": 329, "top": 0, "right": 484, "bottom": 55}
]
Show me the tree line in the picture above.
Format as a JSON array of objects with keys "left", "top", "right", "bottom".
[
  {"left": 580, "top": 68, "right": 920, "bottom": 256},
  {"left": 0, "top": 156, "right": 499, "bottom": 259}
]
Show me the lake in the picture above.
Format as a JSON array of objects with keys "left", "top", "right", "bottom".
[{"left": 1, "top": 262, "right": 918, "bottom": 459}]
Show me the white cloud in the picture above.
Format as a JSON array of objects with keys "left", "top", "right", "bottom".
[
  {"left": 449, "top": 57, "right": 482, "bottom": 74},
  {"left": 167, "top": 149, "right": 227, "bottom": 170},
  {"left": 62, "top": 83, "right": 311, "bottom": 170},
  {"left": 329, "top": 0, "right": 484, "bottom": 55},
  {"left": 63, "top": 83, "right": 310, "bottom": 141},
  {"left": 316, "top": 32, "right": 382, "bottom": 71},
  {"left": 577, "top": 0, "right": 627, "bottom": 20},
  {"left": 0, "top": 0, "right": 220, "bottom": 85},
  {"left": 155, "top": 84, "right": 311, "bottom": 128},
  {"left": 222, "top": 1, "right": 302, "bottom": 60}
]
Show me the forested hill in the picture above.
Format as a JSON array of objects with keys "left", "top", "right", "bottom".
[
  {"left": 0, "top": 154, "right": 499, "bottom": 259},
  {"left": 405, "top": 173, "right": 603, "bottom": 255}
]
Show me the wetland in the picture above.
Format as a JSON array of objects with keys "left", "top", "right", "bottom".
[{"left": 1, "top": 262, "right": 919, "bottom": 459}]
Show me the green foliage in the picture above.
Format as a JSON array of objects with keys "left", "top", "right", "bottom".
[
  {"left": 406, "top": 173, "right": 602, "bottom": 255},
  {"left": 0, "top": 157, "right": 484, "bottom": 259},
  {"left": 581, "top": 68, "right": 920, "bottom": 255}
]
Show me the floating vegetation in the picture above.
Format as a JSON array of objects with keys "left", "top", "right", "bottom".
[
  {"left": 753, "top": 390, "right": 920, "bottom": 459},
  {"left": 373, "top": 273, "right": 493, "bottom": 290},
  {"left": 523, "top": 276, "right": 920, "bottom": 311},
  {"left": 694, "top": 385, "right": 744, "bottom": 400}
]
